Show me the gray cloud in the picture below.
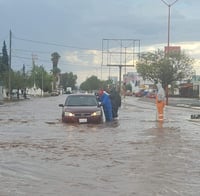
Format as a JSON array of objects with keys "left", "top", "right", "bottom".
[{"left": 1, "top": 0, "right": 200, "bottom": 83}]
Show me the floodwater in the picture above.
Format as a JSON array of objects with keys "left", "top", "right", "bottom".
[{"left": 0, "top": 95, "right": 200, "bottom": 196}]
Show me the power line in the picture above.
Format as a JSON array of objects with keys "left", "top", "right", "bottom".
[
  {"left": 8, "top": 32, "right": 106, "bottom": 78},
  {"left": 0, "top": 34, "right": 9, "bottom": 43},
  {"left": 12, "top": 48, "right": 51, "bottom": 54},
  {"left": 12, "top": 47, "right": 101, "bottom": 56},
  {"left": 11, "top": 49, "right": 101, "bottom": 67},
  {"left": 12, "top": 55, "right": 100, "bottom": 69},
  {"left": 12, "top": 55, "right": 32, "bottom": 60},
  {"left": 13, "top": 35, "right": 101, "bottom": 51}
]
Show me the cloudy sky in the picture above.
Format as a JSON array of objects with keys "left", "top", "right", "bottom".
[{"left": 1, "top": 0, "right": 200, "bottom": 84}]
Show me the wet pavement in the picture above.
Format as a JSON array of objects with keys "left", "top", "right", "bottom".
[
  {"left": 139, "top": 96, "right": 200, "bottom": 108},
  {"left": 0, "top": 95, "right": 200, "bottom": 196}
]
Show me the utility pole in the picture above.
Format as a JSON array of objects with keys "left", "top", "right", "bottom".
[
  {"left": 41, "top": 65, "right": 44, "bottom": 97},
  {"left": 124, "top": 47, "right": 127, "bottom": 75},
  {"left": 8, "top": 30, "right": 12, "bottom": 100},
  {"left": 32, "top": 54, "right": 38, "bottom": 89}
]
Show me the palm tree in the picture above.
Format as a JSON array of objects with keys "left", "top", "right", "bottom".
[{"left": 51, "top": 52, "right": 61, "bottom": 91}]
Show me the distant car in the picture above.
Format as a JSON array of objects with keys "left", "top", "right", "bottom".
[
  {"left": 146, "top": 91, "right": 156, "bottom": 98},
  {"left": 59, "top": 94, "right": 102, "bottom": 124},
  {"left": 51, "top": 90, "right": 60, "bottom": 96},
  {"left": 125, "top": 90, "right": 133, "bottom": 96},
  {"left": 135, "top": 89, "right": 147, "bottom": 97}
]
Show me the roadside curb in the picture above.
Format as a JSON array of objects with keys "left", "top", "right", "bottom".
[
  {"left": 126, "top": 96, "right": 200, "bottom": 110},
  {"left": 176, "top": 104, "right": 200, "bottom": 110}
]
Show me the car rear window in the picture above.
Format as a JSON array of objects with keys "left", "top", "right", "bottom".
[{"left": 66, "top": 95, "right": 98, "bottom": 106}]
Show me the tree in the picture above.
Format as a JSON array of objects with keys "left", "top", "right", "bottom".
[
  {"left": 136, "top": 49, "right": 194, "bottom": 104},
  {"left": 136, "top": 49, "right": 194, "bottom": 87},
  {"left": 60, "top": 72, "right": 77, "bottom": 91},
  {"left": 51, "top": 52, "right": 61, "bottom": 91},
  {"left": 126, "top": 83, "right": 132, "bottom": 92},
  {"left": 2, "top": 41, "right": 9, "bottom": 71},
  {"left": 28, "top": 65, "right": 52, "bottom": 92},
  {"left": 0, "top": 41, "right": 9, "bottom": 87},
  {"left": 80, "top": 75, "right": 101, "bottom": 92},
  {"left": 79, "top": 76, "right": 114, "bottom": 92},
  {"left": 51, "top": 52, "right": 60, "bottom": 72},
  {"left": 11, "top": 70, "right": 24, "bottom": 90}
]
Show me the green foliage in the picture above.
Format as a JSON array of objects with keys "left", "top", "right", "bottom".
[
  {"left": 80, "top": 75, "right": 101, "bottom": 91},
  {"left": 60, "top": 72, "right": 77, "bottom": 90},
  {"left": 0, "top": 41, "right": 9, "bottom": 87},
  {"left": 51, "top": 66, "right": 61, "bottom": 75},
  {"left": 51, "top": 52, "right": 61, "bottom": 90},
  {"left": 126, "top": 83, "right": 132, "bottom": 91},
  {"left": 2, "top": 41, "right": 9, "bottom": 68},
  {"left": 5, "top": 65, "right": 51, "bottom": 92},
  {"left": 28, "top": 65, "right": 52, "bottom": 92},
  {"left": 0, "top": 42, "right": 78, "bottom": 93},
  {"left": 136, "top": 49, "right": 194, "bottom": 87},
  {"left": 100, "top": 79, "right": 114, "bottom": 91},
  {"left": 51, "top": 52, "right": 60, "bottom": 70},
  {"left": 79, "top": 76, "right": 114, "bottom": 92},
  {"left": 11, "top": 71, "right": 23, "bottom": 89}
]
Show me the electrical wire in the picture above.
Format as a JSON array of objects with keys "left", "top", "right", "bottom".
[{"left": 13, "top": 35, "right": 101, "bottom": 51}]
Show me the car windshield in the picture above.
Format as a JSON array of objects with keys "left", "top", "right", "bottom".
[{"left": 65, "top": 95, "right": 98, "bottom": 106}]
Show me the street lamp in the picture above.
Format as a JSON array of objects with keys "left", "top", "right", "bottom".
[
  {"left": 161, "top": 0, "right": 179, "bottom": 54},
  {"left": 161, "top": 0, "right": 179, "bottom": 105}
]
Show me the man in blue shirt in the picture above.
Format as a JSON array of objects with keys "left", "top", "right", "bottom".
[{"left": 99, "top": 89, "right": 113, "bottom": 122}]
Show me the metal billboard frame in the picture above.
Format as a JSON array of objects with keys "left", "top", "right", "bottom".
[{"left": 101, "top": 39, "right": 140, "bottom": 91}]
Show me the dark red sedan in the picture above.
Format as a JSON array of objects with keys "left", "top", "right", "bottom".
[{"left": 59, "top": 94, "right": 103, "bottom": 124}]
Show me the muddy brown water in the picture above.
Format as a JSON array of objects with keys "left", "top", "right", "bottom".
[{"left": 0, "top": 95, "right": 200, "bottom": 196}]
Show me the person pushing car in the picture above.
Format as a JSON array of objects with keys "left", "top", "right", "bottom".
[{"left": 98, "top": 89, "right": 113, "bottom": 122}]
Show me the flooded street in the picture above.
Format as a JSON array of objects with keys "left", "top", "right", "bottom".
[{"left": 0, "top": 95, "right": 200, "bottom": 196}]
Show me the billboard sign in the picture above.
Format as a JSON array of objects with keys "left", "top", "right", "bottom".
[{"left": 164, "top": 46, "right": 181, "bottom": 54}]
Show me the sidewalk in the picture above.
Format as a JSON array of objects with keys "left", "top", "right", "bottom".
[
  {"left": 168, "top": 97, "right": 200, "bottom": 108},
  {"left": 135, "top": 96, "right": 200, "bottom": 109}
]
